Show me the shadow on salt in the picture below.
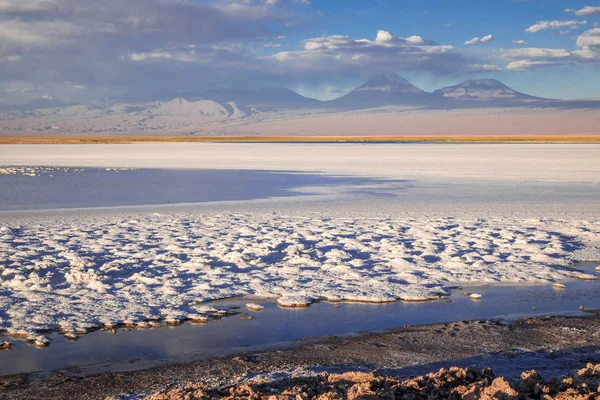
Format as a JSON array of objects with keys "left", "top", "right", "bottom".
[
  {"left": 0, "top": 262, "right": 598, "bottom": 377},
  {"left": 0, "top": 167, "right": 413, "bottom": 212}
]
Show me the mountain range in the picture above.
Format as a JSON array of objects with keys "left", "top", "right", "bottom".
[{"left": 3, "top": 73, "right": 599, "bottom": 116}]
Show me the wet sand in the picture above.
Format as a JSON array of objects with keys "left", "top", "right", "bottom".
[{"left": 1, "top": 313, "right": 600, "bottom": 399}]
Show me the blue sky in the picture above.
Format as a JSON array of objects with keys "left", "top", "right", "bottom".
[
  {"left": 287, "top": 0, "right": 600, "bottom": 99},
  {"left": 1, "top": 0, "right": 599, "bottom": 104}
]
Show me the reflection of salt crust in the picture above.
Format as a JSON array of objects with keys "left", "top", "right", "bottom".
[
  {"left": 0, "top": 213, "right": 598, "bottom": 337},
  {"left": 0, "top": 166, "right": 136, "bottom": 177}
]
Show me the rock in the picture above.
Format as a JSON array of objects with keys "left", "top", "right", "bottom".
[
  {"left": 462, "top": 377, "right": 519, "bottom": 399},
  {"left": 553, "top": 283, "right": 566, "bottom": 289},
  {"left": 470, "top": 293, "right": 482, "bottom": 299},
  {"left": 0, "top": 341, "right": 11, "bottom": 350},
  {"left": 64, "top": 333, "right": 79, "bottom": 341},
  {"left": 580, "top": 305, "right": 585, "bottom": 311}
]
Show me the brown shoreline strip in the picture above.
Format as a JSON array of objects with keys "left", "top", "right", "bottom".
[{"left": 1, "top": 135, "right": 600, "bottom": 144}]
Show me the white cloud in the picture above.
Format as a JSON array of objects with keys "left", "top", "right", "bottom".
[
  {"left": 376, "top": 30, "right": 394, "bottom": 43},
  {"left": 506, "top": 60, "right": 553, "bottom": 71},
  {"left": 464, "top": 34, "right": 493, "bottom": 45},
  {"left": 525, "top": 20, "right": 587, "bottom": 33},
  {"left": 126, "top": 50, "right": 209, "bottom": 63},
  {"left": 576, "top": 27, "right": 600, "bottom": 47},
  {"left": 574, "top": 28, "right": 600, "bottom": 59},
  {"left": 264, "top": 30, "right": 476, "bottom": 79},
  {"left": 498, "top": 48, "right": 572, "bottom": 59},
  {"left": 575, "top": 6, "right": 600, "bottom": 16},
  {"left": 513, "top": 40, "right": 527, "bottom": 45},
  {"left": 405, "top": 35, "right": 424, "bottom": 45}
]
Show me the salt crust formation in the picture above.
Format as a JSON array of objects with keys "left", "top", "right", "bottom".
[{"left": 0, "top": 213, "right": 598, "bottom": 342}]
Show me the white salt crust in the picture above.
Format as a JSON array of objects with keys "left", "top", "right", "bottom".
[{"left": 0, "top": 213, "right": 598, "bottom": 340}]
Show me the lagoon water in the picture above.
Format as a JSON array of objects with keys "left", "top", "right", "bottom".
[{"left": 0, "top": 167, "right": 410, "bottom": 211}]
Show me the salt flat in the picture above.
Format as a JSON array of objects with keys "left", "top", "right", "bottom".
[
  {"left": 0, "top": 143, "right": 599, "bottom": 343},
  {"left": 1, "top": 143, "right": 599, "bottom": 183}
]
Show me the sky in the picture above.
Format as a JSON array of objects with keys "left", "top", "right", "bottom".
[{"left": 1, "top": 0, "right": 599, "bottom": 104}]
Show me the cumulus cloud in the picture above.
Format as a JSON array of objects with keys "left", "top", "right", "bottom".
[
  {"left": 501, "top": 27, "right": 600, "bottom": 71},
  {"left": 263, "top": 30, "right": 491, "bottom": 80},
  {"left": 525, "top": 20, "right": 587, "bottom": 33},
  {"left": 464, "top": 34, "right": 493, "bottom": 45},
  {"left": 569, "top": 6, "right": 600, "bottom": 16},
  {"left": 574, "top": 28, "right": 600, "bottom": 59},
  {"left": 513, "top": 40, "right": 527, "bottom": 45}
]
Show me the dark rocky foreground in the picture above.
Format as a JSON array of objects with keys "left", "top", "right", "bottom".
[
  {"left": 148, "top": 364, "right": 600, "bottom": 399},
  {"left": 1, "top": 314, "right": 600, "bottom": 399}
]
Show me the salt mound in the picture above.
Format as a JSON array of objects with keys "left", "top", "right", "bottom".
[
  {"left": 277, "top": 296, "right": 314, "bottom": 308},
  {"left": 246, "top": 303, "right": 264, "bottom": 311}
]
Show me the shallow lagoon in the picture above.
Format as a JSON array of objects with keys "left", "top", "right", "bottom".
[{"left": 0, "top": 167, "right": 412, "bottom": 211}]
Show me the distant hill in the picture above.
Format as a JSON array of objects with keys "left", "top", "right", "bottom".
[
  {"left": 2, "top": 75, "right": 599, "bottom": 121},
  {"left": 184, "top": 87, "right": 322, "bottom": 111}
]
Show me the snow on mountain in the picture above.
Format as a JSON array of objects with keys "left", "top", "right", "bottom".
[{"left": 153, "top": 98, "right": 231, "bottom": 120}]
